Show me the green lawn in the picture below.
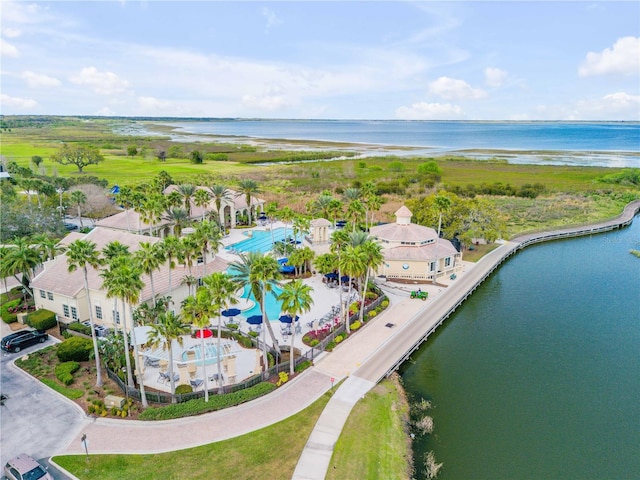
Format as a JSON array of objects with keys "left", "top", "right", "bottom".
[
  {"left": 53, "top": 386, "right": 334, "bottom": 480},
  {"left": 326, "top": 376, "right": 412, "bottom": 480}
]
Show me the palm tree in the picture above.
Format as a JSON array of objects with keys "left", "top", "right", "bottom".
[
  {"left": 328, "top": 199, "right": 344, "bottom": 228},
  {"left": 202, "top": 272, "right": 239, "bottom": 393},
  {"left": 101, "top": 259, "right": 149, "bottom": 407},
  {"left": 116, "top": 186, "right": 135, "bottom": 232},
  {"left": 101, "top": 242, "right": 130, "bottom": 335},
  {"left": 164, "top": 207, "right": 189, "bottom": 236},
  {"left": 339, "top": 244, "right": 367, "bottom": 333},
  {"left": 182, "top": 288, "right": 216, "bottom": 402},
  {"left": 70, "top": 190, "right": 87, "bottom": 228},
  {"left": 176, "top": 183, "right": 196, "bottom": 217},
  {"left": 134, "top": 241, "right": 165, "bottom": 307},
  {"left": 330, "top": 229, "right": 349, "bottom": 331},
  {"left": 179, "top": 235, "right": 199, "bottom": 277},
  {"left": 4, "top": 237, "right": 40, "bottom": 299},
  {"left": 141, "top": 195, "right": 165, "bottom": 235},
  {"left": 161, "top": 235, "right": 182, "bottom": 299},
  {"left": 357, "top": 240, "right": 384, "bottom": 323},
  {"left": 314, "top": 252, "right": 337, "bottom": 277},
  {"left": 66, "top": 239, "right": 104, "bottom": 387},
  {"left": 101, "top": 258, "right": 136, "bottom": 389},
  {"left": 279, "top": 206, "right": 295, "bottom": 242},
  {"left": 32, "top": 233, "right": 64, "bottom": 262},
  {"left": 147, "top": 311, "right": 190, "bottom": 400},
  {"left": 230, "top": 252, "right": 282, "bottom": 376},
  {"left": 236, "top": 179, "right": 260, "bottom": 226},
  {"left": 346, "top": 199, "right": 366, "bottom": 231},
  {"left": 311, "top": 193, "right": 334, "bottom": 220},
  {"left": 194, "top": 188, "right": 212, "bottom": 221},
  {"left": 209, "top": 184, "right": 232, "bottom": 226},
  {"left": 432, "top": 195, "right": 452, "bottom": 284},
  {"left": 181, "top": 274, "right": 198, "bottom": 297},
  {"left": 292, "top": 215, "right": 310, "bottom": 243},
  {"left": 193, "top": 220, "right": 223, "bottom": 278},
  {"left": 277, "top": 279, "right": 313, "bottom": 376},
  {"left": 265, "top": 201, "right": 279, "bottom": 244}
]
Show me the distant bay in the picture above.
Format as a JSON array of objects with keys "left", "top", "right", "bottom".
[{"left": 133, "top": 119, "right": 640, "bottom": 168}]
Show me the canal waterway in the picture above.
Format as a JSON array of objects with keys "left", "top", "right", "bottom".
[{"left": 401, "top": 218, "right": 640, "bottom": 480}]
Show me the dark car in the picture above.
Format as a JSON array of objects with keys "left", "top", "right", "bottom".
[
  {"left": 63, "top": 222, "right": 79, "bottom": 231},
  {"left": 1, "top": 330, "right": 48, "bottom": 353}
]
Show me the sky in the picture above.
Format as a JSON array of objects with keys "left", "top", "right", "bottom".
[{"left": 1, "top": 1, "right": 639, "bottom": 120}]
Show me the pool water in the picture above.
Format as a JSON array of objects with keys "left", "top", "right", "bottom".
[
  {"left": 227, "top": 227, "right": 290, "bottom": 254},
  {"left": 240, "top": 284, "right": 284, "bottom": 321},
  {"left": 182, "top": 344, "right": 219, "bottom": 365}
]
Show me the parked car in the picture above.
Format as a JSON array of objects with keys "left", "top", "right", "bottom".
[
  {"left": 4, "top": 453, "right": 53, "bottom": 480},
  {"left": 1, "top": 330, "right": 48, "bottom": 353},
  {"left": 63, "top": 222, "right": 78, "bottom": 231}
]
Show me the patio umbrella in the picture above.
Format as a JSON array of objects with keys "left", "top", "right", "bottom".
[
  {"left": 324, "top": 272, "right": 338, "bottom": 280},
  {"left": 195, "top": 328, "right": 213, "bottom": 339},
  {"left": 222, "top": 308, "right": 241, "bottom": 319},
  {"left": 246, "top": 315, "right": 263, "bottom": 325},
  {"left": 277, "top": 258, "right": 288, "bottom": 264},
  {"left": 278, "top": 314, "right": 299, "bottom": 324},
  {"left": 280, "top": 265, "right": 295, "bottom": 274},
  {"left": 341, "top": 275, "right": 350, "bottom": 283}
]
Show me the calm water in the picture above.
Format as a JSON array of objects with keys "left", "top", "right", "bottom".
[
  {"left": 400, "top": 219, "right": 640, "bottom": 480},
  {"left": 153, "top": 119, "right": 640, "bottom": 167}
]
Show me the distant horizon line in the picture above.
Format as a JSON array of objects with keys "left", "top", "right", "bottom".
[{"left": 1, "top": 114, "right": 638, "bottom": 124}]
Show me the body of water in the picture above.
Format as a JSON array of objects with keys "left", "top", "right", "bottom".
[
  {"left": 400, "top": 219, "right": 640, "bottom": 479},
  {"left": 148, "top": 119, "right": 640, "bottom": 168}
]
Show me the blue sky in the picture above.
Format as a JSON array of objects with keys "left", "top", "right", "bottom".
[{"left": 1, "top": 1, "right": 638, "bottom": 120}]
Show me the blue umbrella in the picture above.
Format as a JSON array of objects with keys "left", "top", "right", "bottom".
[
  {"left": 324, "top": 272, "right": 338, "bottom": 280},
  {"left": 246, "top": 315, "right": 263, "bottom": 325},
  {"left": 279, "top": 314, "right": 299, "bottom": 324},
  {"left": 341, "top": 275, "right": 350, "bottom": 283},
  {"left": 280, "top": 266, "right": 295, "bottom": 273},
  {"left": 222, "top": 308, "right": 241, "bottom": 318},
  {"left": 277, "top": 258, "right": 288, "bottom": 264}
]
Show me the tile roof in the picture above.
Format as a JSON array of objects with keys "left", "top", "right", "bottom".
[{"left": 384, "top": 239, "right": 458, "bottom": 261}]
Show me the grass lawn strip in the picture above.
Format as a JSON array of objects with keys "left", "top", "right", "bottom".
[
  {"left": 53, "top": 385, "right": 334, "bottom": 480},
  {"left": 326, "top": 375, "right": 412, "bottom": 480}
]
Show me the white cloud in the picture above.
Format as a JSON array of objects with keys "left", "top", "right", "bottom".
[
  {"left": 1, "top": 93, "right": 37, "bottom": 109},
  {"left": 21, "top": 71, "right": 61, "bottom": 88},
  {"left": 0, "top": 38, "right": 20, "bottom": 57},
  {"left": 69, "top": 67, "right": 130, "bottom": 95},
  {"left": 3, "top": 28, "right": 22, "bottom": 38},
  {"left": 242, "top": 94, "right": 289, "bottom": 111},
  {"left": 427, "top": 76, "right": 487, "bottom": 100},
  {"left": 395, "top": 102, "right": 463, "bottom": 120},
  {"left": 484, "top": 67, "right": 507, "bottom": 87},
  {"left": 262, "top": 7, "right": 282, "bottom": 30},
  {"left": 579, "top": 36, "right": 640, "bottom": 77},
  {"left": 576, "top": 92, "right": 640, "bottom": 119}
]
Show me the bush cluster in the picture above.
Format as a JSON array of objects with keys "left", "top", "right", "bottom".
[
  {"left": 55, "top": 361, "right": 80, "bottom": 385},
  {"left": 1, "top": 299, "right": 21, "bottom": 323},
  {"left": 276, "top": 371, "right": 289, "bottom": 387},
  {"left": 26, "top": 309, "right": 57, "bottom": 330},
  {"left": 175, "top": 384, "right": 193, "bottom": 395},
  {"left": 446, "top": 181, "right": 545, "bottom": 198},
  {"left": 57, "top": 336, "right": 93, "bottom": 362},
  {"left": 67, "top": 322, "right": 92, "bottom": 336},
  {"left": 139, "top": 382, "right": 276, "bottom": 421}
]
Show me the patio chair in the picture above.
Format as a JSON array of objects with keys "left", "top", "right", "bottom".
[{"left": 189, "top": 379, "right": 204, "bottom": 390}]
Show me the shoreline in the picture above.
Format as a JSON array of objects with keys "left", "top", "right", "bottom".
[{"left": 119, "top": 120, "right": 640, "bottom": 168}]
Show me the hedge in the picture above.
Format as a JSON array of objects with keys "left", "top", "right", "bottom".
[
  {"left": 175, "top": 384, "right": 193, "bottom": 394},
  {"left": 139, "top": 382, "right": 276, "bottom": 421},
  {"left": 67, "top": 322, "right": 92, "bottom": 336},
  {"left": 55, "top": 361, "right": 80, "bottom": 385},
  {"left": 26, "top": 309, "right": 57, "bottom": 330},
  {"left": 57, "top": 336, "right": 93, "bottom": 362}
]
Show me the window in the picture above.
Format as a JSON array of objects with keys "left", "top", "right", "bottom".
[
  {"left": 429, "top": 261, "right": 436, "bottom": 272},
  {"left": 63, "top": 305, "right": 70, "bottom": 317},
  {"left": 95, "top": 306, "right": 103, "bottom": 320},
  {"left": 47, "top": 292, "right": 54, "bottom": 301},
  {"left": 40, "top": 290, "right": 46, "bottom": 299},
  {"left": 113, "top": 310, "right": 120, "bottom": 324},
  {"left": 197, "top": 256, "right": 204, "bottom": 264},
  {"left": 445, "top": 257, "right": 451, "bottom": 267},
  {"left": 71, "top": 306, "right": 78, "bottom": 320}
]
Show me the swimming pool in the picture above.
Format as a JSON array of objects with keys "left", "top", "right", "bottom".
[
  {"left": 240, "top": 284, "right": 284, "bottom": 321},
  {"left": 227, "top": 228, "right": 289, "bottom": 254}
]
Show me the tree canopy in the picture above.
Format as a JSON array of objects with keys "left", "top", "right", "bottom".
[{"left": 50, "top": 144, "right": 104, "bottom": 173}]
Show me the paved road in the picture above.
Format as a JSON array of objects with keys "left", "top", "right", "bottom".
[{"left": 0, "top": 324, "right": 85, "bottom": 477}]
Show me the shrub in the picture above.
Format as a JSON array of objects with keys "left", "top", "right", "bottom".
[
  {"left": 139, "top": 382, "right": 276, "bottom": 421},
  {"left": 175, "top": 384, "right": 193, "bottom": 394},
  {"left": 368, "top": 311, "right": 377, "bottom": 318},
  {"left": 1, "top": 299, "right": 21, "bottom": 323},
  {"left": 276, "top": 371, "right": 289, "bottom": 386},
  {"left": 335, "top": 335, "right": 344, "bottom": 344},
  {"left": 67, "top": 322, "right": 92, "bottom": 336},
  {"left": 351, "top": 321, "right": 362, "bottom": 331},
  {"left": 26, "top": 309, "right": 57, "bottom": 330},
  {"left": 309, "top": 339, "right": 319, "bottom": 347},
  {"left": 205, "top": 153, "right": 228, "bottom": 161},
  {"left": 325, "top": 341, "right": 336, "bottom": 351},
  {"left": 56, "top": 336, "right": 93, "bottom": 362},
  {"left": 294, "top": 360, "right": 312, "bottom": 373},
  {"left": 381, "top": 299, "right": 389, "bottom": 308},
  {"left": 55, "top": 361, "right": 80, "bottom": 385}
]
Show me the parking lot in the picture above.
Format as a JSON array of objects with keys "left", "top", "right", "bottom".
[{"left": 1, "top": 323, "right": 85, "bottom": 479}]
